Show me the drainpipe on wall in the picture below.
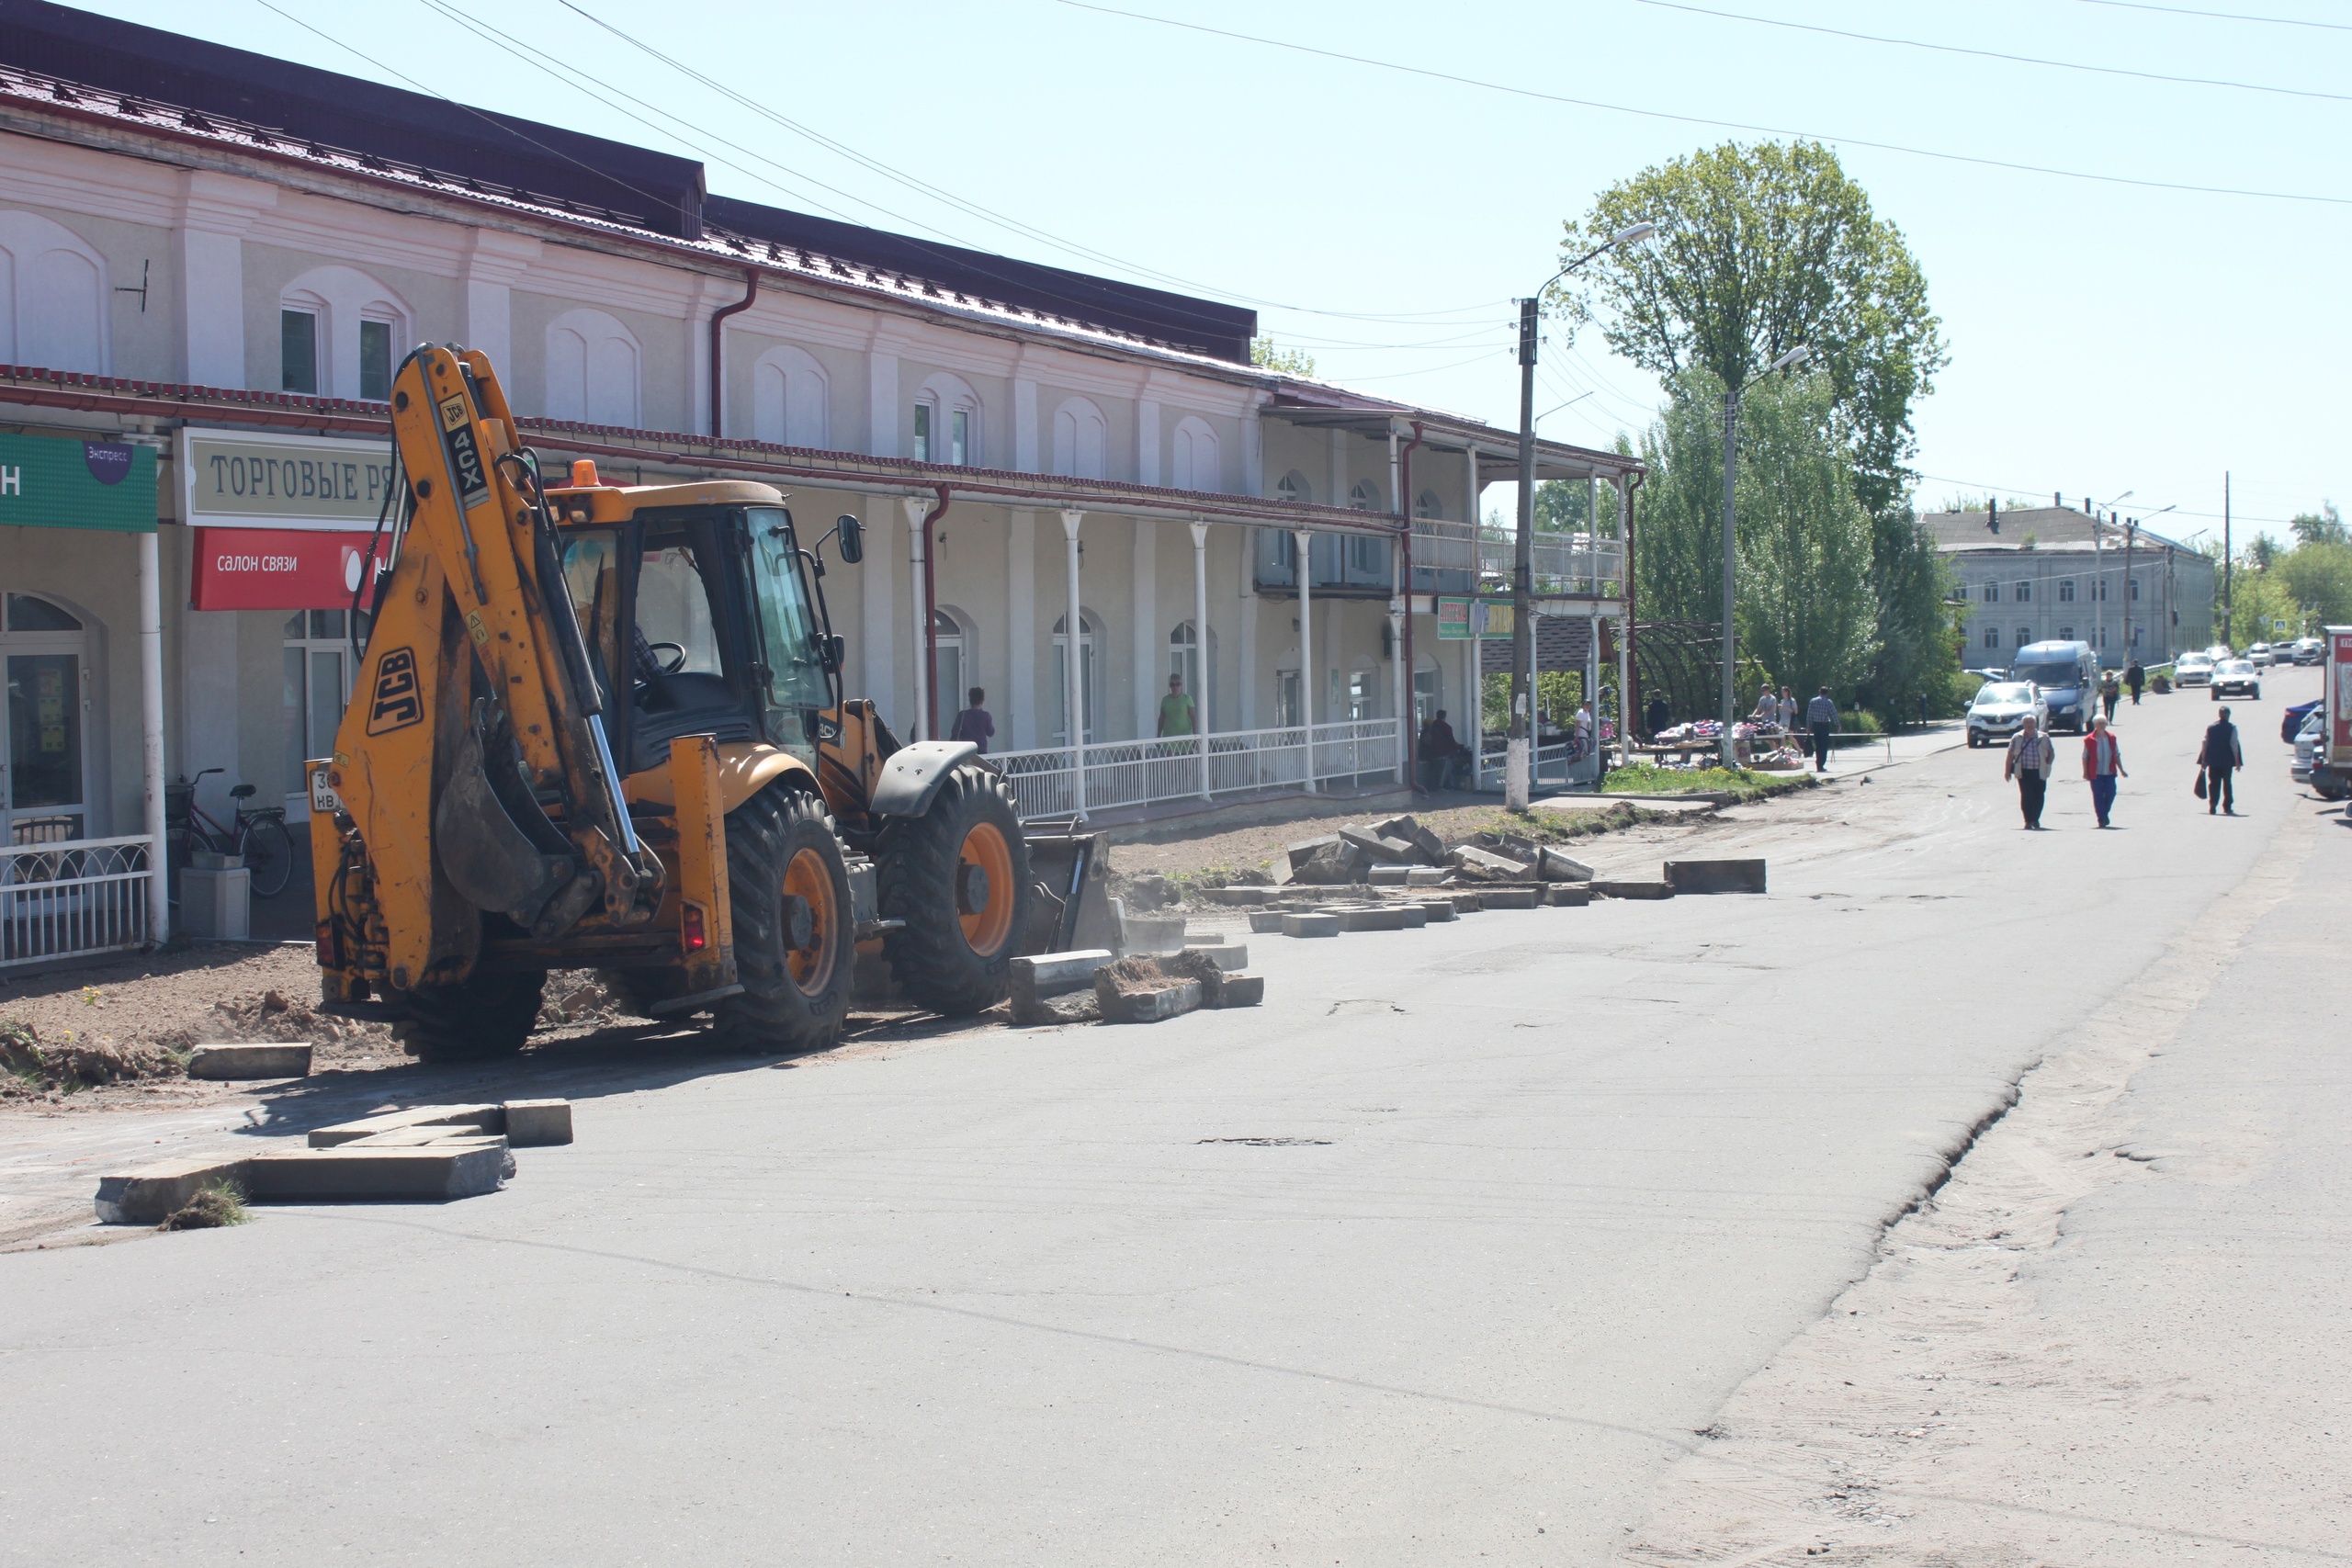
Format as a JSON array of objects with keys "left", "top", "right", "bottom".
[{"left": 707, "top": 265, "right": 760, "bottom": 437}]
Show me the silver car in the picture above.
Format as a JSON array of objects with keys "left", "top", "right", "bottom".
[
  {"left": 2294, "top": 709, "right": 2322, "bottom": 784},
  {"left": 2175, "top": 652, "right": 2215, "bottom": 687},
  {"left": 1967, "top": 681, "right": 2048, "bottom": 748}
]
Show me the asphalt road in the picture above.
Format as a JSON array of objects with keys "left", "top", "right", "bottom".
[{"left": 0, "top": 671, "right": 2327, "bottom": 1567}]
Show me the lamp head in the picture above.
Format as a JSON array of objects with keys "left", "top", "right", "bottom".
[
  {"left": 1770, "top": 344, "right": 1813, "bottom": 373},
  {"left": 1609, "top": 220, "right": 1658, "bottom": 248}
]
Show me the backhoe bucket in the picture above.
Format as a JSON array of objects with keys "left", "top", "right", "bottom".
[
  {"left": 434, "top": 704, "right": 598, "bottom": 939},
  {"left": 1019, "top": 829, "right": 1118, "bottom": 955}
]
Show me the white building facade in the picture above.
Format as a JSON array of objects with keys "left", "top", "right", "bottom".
[
  {"left": 1925, "top": 507, "right": 2216, "bottom": 668},
  {"left": 0, "top": 10, "right": 1638, "bottom": 956}
]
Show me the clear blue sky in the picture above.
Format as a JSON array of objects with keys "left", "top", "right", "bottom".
[{"left": 80, "top": 0, "right": 2349, "bottom": 548}]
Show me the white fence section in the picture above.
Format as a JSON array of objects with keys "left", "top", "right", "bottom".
[
  {"left": 1, "top": 834, "right": 154, "bottom": 970},
  {"left": 992, "top": 718, "right": 1400, "bottom": 822}
]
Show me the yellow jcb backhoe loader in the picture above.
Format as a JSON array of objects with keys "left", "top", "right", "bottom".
[{"left": 307, "top": 345, "right": 1111, "bottom": 1061}]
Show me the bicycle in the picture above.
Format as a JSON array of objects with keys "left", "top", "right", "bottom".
[{"left": 167, "top": 768, "right": 294, "bottom": 899}]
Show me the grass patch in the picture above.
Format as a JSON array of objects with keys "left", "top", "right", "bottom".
[
  {"left": 1602, "top": 764, "right": 1818, "bottom": 804},
  {"left": 159, "top": 1180, "right": 251, "bottom": 1231}
]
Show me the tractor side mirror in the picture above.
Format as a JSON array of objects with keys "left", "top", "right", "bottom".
[
  {"left": 822, "top": 634, "right": 845, "bottom": 672},
  {"left": 835, "top": 514, "right": 865, "bottom": 565}
]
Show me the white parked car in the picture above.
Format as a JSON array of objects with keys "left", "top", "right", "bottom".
[
  {"left": 2293, "top": 708, "right": 2323, "bottom": 784},
  {"left": 2248, "top": 642, "right": 2274, "bottom": 667},
  {"left": 2293, "top": 637, "right": 2325, "bottom": 666},
  {"left": 2175, "top": 652, "right": 2215, "bottom": 687},
  {"left": 1966, "top": 682, "right": 2048, "bottom": 748}
]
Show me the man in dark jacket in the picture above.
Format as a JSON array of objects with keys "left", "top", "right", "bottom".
[
  {"left": 2124, "top": 659, "right": 2145, "bottom": 705},
  {"left": 1645, "top": 694, "right": 1670, "bottom": 737},
  {"left": 2199, "top": 706, "right": 2245, "bottom": 815},
  {"left": 1806, "top": 687, "right": 1838, "bottom": 772}
]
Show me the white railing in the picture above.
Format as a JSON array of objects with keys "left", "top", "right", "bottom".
[
  {"left": 991, "top": 718, "right": 1401, "bottom": 822},
  {"left": 1416, "top": 522, "right": 1623, "bottom": 594},
  {"left": 1, "top": 834, "right": 153, "bottom": 970}
]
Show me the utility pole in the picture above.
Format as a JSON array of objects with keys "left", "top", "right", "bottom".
[
  {"left": 2222, "top": 471, "right": 2233, "bottom": 647},
  {"left": 1719, "top": 388, "right": 1738, "bottom": 767},
  {"left": 2123, "top": 519, "right": 2137, "bottom": 659},
  {"left": 1508, "top": 297, "right": 1538, "bottom": 809}
]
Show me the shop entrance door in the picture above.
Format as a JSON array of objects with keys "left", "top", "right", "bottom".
[{"left": 1, "top": 594, "right": 93, "bottom": 845}]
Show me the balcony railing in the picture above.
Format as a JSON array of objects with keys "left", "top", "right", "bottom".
[
  {"left": 990, "top": 718, "right": 1401, "bottom": 822},
  {"left": 2, "top": 834, "right": 154, "bottom": 970},
  {"left": 1411, "top": 522, "right": 1624, "bottom": 597}
]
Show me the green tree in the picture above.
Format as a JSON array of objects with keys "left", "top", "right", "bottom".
[
  {"left": 2290, "top": 502, "right": 2346, "bottom": 547},
  {"left": 1250, "top": 336, "right": 1316, "bottom": 377},
  {"left": 2271, "top": 541, "right": 2352, "bottom": 628},
  {"left": 1632, "top": 370, "right": 1876, "bottom": 699},
  {"left": 1555, "top": 140, "right": 1947, "bottom": 521}
]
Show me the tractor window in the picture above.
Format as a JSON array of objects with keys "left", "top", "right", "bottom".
[
  {"left": 746, "top": 507, "right": 831, "bottom": 724},
  {"left": 558, "top": 529, "right": 623, "bottom": 705},
  {"left": 635, "top": 536, "right": 725, "bottom": 678}
]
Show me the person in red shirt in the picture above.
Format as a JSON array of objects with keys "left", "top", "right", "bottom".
[{"left": 2082, "top": 714, "right": 2127, "bottom": 828}]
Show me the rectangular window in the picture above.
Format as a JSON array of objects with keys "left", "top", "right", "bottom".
[
  {"left": 2058, "top": 579, "right": 2075, "bottom": 603},
  {"left": 280, "top": 309, "right": 319, "bottom": 395},
  {"left": 2015, "top": 581, "right": 2031, "bottom": 603},
  {"left": 359, "top": 319, "right": 392, "bottom": 401},
  {"left": 1983, "top": 581, "right": 1999, "bottom": 603},
  {"left": 950, "top": 408, "right": 969, "bottom": 467},
  {"left": 2060, "top": 625, "right": 2075, "bottom": 640},
  {"left": 1984, "top": 627, "right": 1999, "bottom": 649},
  {"left": 912, "top": 402, "right": 932, "bottom": 462},
  {"left": 2130, "top": 575, "right": 2140, "bottom": 601},
  {"left": 2132, "top": 626, "right": 2143, "bottom": 645}
]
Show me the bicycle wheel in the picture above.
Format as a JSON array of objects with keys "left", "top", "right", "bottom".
[{"left": 239, "top": 817, "right": 295, "bottom": 898}]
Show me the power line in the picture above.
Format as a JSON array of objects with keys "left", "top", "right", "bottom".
[
  {"left": 1638, "top": 0, "right": 2352, "bottom": 104},
  {"left": 2071, "top": 0, "right": 2352, "bottom": 31},
  {"left": 1056, "top": 0, "right": 2352, "bottom": 208},
  {"left": 1911, "top": 471, "right": 2296, "bottom": 525}
]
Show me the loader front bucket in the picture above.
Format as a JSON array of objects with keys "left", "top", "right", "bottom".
[{"left": 1018, "top": 829, "right": 1118, "bottom": 955}]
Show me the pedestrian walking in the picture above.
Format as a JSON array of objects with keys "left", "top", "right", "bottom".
[
  {"left": 1156, "top": 671, "right": 1196, "bottom": 738},
  {"left": 947, "top": 687, "right": 994, "bottom": 753},
  {"left": 2083, "top": 714, "right": 2127, "bottom": 828},
  {"left": 2124, "top": 659, "right": 2145, "bottom": 706},
  {"left": 2198, "top": 706, "right": 2244, "bottom": 815},
  {"left": 2099, "top": 670, "right": 2120, "bottom": 722},
  {"left": 1806, "top": 686, "right": 1838, "bottom": 772},
  {"left": 2005, "top": 713, "right": 2055, "bottom": 829}
]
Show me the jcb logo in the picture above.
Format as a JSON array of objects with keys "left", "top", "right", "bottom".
[
  {"left": 436, "top": 393, "right": 471, "bottom": 433},
  {"left": 366, "top": 648, "right": 424, "bottom": 735}
]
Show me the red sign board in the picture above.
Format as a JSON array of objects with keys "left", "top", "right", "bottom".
[
  {"left": 189, "top": 527, "right": 392, "bottom": 611},
  {"left": 2331, "top": 629, "right": 2352, "bottom": 756}
]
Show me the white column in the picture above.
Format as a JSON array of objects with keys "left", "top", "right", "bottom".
[
  {"left": 903, "top": 496, "right": 933, "bottom": 740},
  {"left": 1241, "top": 404, "right": 1265, "bottom": 495},
  {"left": 1295, "top": 528, "right": 1314, "bottom": 785},
  {"left": 1467, "top": 619, "right": 1482, "bottom": 791},
  {"left": 1191, "top": 521, "right": 1212, "bottom": 800},
  {"left": 1013, "top": 378, "right": 1039, "bottom": 470},
  {"left": 1615, "top": 476, "right": 1634, "bottom": 758},
  {"left": 857, "top": 504, "right": 895, "bottom": 730},
  {"left": 139, "top": 531, "right": 168, "bottom": 942},
  {"left": 1060, "top": 511, "right": 1087, "bottom": 820},
  {"left": 1008, "top": 510, "right": 1037, "bottom": 749},
  {"left": 868, "top": 349, "right": 900, "bottom": 457},
  {"left": 458, "top": 229, "right": 538, "bottom": 369},
  {"left": 1136, "top": 400, "right": 1162, "bottom": 487},
  {"left": 1132, "top": 515, "right": 1158, "bottom": 739},
  {"left": 1237, "top": 529, "right": 1259, "bottom": 732},
  {"left": 174, "top": 170, "right": 272, "bottom": 387},
  {"left": 1388, "top": 535, "right": 1406, "bottom": 784}
]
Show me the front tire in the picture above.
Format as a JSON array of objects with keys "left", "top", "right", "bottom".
[
  {"left": 711, "top": 784, "right": 854, "bottom": 1055},
  {"left": 397, "top": 969, "right": 548, "bottom": 1063},
  {"left": 877, "top": 763, "right": 1033, "bottom": 1016}
]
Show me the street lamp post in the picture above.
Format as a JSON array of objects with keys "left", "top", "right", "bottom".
[
  {"left": 1717, "top": 344, "right": 1813, "bottom": 768},
  {"left": 1508, "top": 220, "right": 1655, "bottom": 809}
]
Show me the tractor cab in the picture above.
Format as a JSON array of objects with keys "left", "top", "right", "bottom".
[{"left": 544, "top": 465, "right": 862, "bottom": 782}]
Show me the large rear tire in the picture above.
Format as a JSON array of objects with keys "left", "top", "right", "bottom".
[
  {"left": 710, "top": 784, "right": 854, "bottom": 1055},
  {"left": 877, "top": 763, "right": 1032, "bottom": 1016},
  {"left": 396, "top": 969, "right": 548, "bottom": 1063}
]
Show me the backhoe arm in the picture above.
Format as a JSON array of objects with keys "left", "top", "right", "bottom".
[{"left": 324, "top": 345, "right": 661, "bottom": 995}]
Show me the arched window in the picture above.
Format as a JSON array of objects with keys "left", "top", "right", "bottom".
[
  {"left": 1275, "top": 470, "right": 1311, "bottom": 505},
  {"left": 932, "top": 607, "right": 969, "bottom": 732},
  {"left": 1169, "top": 619, "right": 1216, "bottom": 729},
  {"left": 1051, "top": 397, "right": 1107, "bottom": 479},
  {"left": 752, "top": 345, "right": 830, "bottom": 447},
  {"left": 2, "top": 592, "right": 94, "bottom": 841},
  {"left": 1170, "top": 416, "right": 1220, "bottom": 491},
  {"left": 1051, "top": 611, "right": 1096, "bottom": 744},
  {"left": 1414, "top": 490, "right": 1444, "bottom": 521},
  {"left": 915, "top": 373, "right": 980, "bottom": 466},
  {"left": 1349, "top": 480, "right": 1381, "bottom": 512},
  {"left": 0, "top": 210, "right": 108, "bottom": 375},
  {"left": 278, "top": 265, "right": 411, "bottom": 400},
  {"left": 546, "top": 308, "right": 641, "bottom": 426}
]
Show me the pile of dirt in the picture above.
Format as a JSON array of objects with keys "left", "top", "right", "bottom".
[{"left": 0, "top": 1018, "right": 182, "bottom": 1099}]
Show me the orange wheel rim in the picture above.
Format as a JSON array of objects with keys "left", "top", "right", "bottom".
[
  {"left": 782, "top": 847, "right": 839, "bottom": 993},
  {"left": 957, "top": 820, "right": 1017, "bottom": 957}
]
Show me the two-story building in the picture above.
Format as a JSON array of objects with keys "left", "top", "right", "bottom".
[
  {"left": 1923, "top": 505, "right": 2215, "bottom": 670},
  {"left": 0, "top": 2, "right": 1640, "bottom": 956}
]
